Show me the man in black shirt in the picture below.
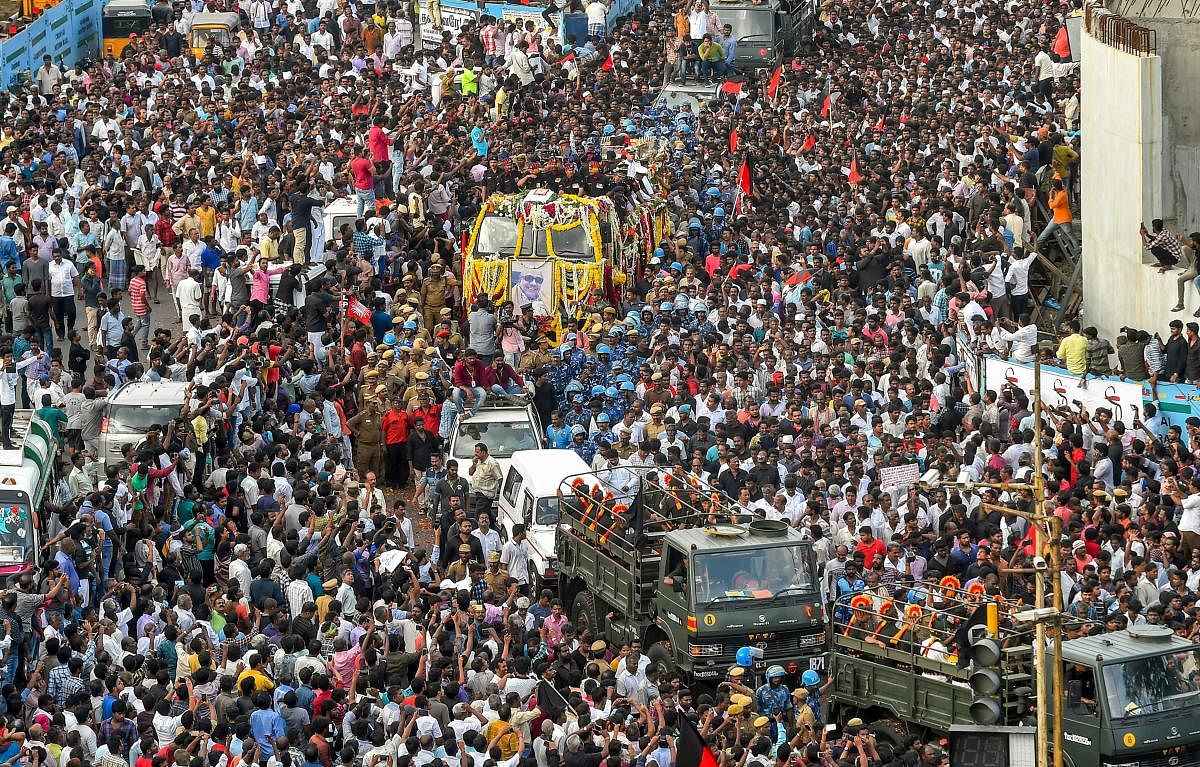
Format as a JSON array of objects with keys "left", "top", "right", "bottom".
[
  {"left": 302, "top": 278, "right": 336, "bottom": 347},
  {"left": 289, "top": 180, "right": 319, "bottom": 262}
]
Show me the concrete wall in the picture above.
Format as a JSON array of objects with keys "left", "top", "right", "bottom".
[
  {"left": 1079, "top": 29, "right": 1166, "bottom": 342},
  {"left": 1107, "top": 0, "right": 1200, "bottom": 234}
]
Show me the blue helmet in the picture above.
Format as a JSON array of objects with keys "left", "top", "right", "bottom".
[
  {"left": 596, "top": 344, "right": 612, "bottom": 355},
  {"left": 766, "top": 665, "right": 786, "bottom": 680},
  {"left": 402, "top": 320, "right": 418, "bottom": 330},
  {"left": 735, "top": 647, "right": 754, "bottom": 668},
  {"left": 619, "top": 381, "right": 636, "bottom": 392},
  {"left": 659, "top": 301, "right": 673, "bottom": 312},
  {"left": 614, "top": 374, "right": 631, "bottom": 384},
  {"left": 605, "top": 386, "right": 619, "bottom": 398},
  {"left": 596, "top": 413, "right": 610, "bottom": 424},
  {"left": 383, "top": 332, "right": 397, "bottom": 345},
  {"left": 591, "top": 385, "right": 606, "bottom": 397},
  {"left": 559, "top": 343, "right": 575, "bottom": 355},
  {"left": 603, "top": 124, "right": 616, "bottom": 135},
  {"left": 714, "top": 206, "right": 726, "bottom": 217},
  {"left": 801, "top": 670, "right": 821, "bottom": 686},
  {"left": 565, "top": 381, "right": 583, "bottom": 394},
  {"left": 706, "top": 186, "right": 721, "bottom": 197}
]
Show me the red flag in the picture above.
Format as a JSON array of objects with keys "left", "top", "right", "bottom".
[
  {"left": 720, "top": 80, "right": 743, "bottom": 96},
  {"left": 729, "top": 128, "right": 739, "bottom": 154},
  {"left": 600, "top": 53, "right": 614, "bottom": 71},
  {"left": 848, "top": 157, "right": 863, "bottom": 186},
  {"left": 346, "top": 296, "right": 372, "bottom": 326},
  {"left": 873, "top": 114, "right": 885, "bottom": 131},
  {"left": 737, "top": 158, "right": 751, "bottom": 196},
  {"left": 676, "top": 714, "right": 719, "bottom": 767},
  {"left": 820, "top": 95, "right": 831, "bottom": 118},
  {"left": 766, "top": 65, "right": 782, "bottom": 101},
  {"left": 560, "top": 50, "right": 577, "bottom": 63},
  {"left": 800, "top": 135, "right": 816, "bottom": 153}
]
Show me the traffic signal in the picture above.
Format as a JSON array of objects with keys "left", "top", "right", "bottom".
[{"left": 968, "top": 615, "right": 1003, "bottom": 725}]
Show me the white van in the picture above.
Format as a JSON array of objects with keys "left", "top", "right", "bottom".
[{"left": 496, "top": 449, "right": 590, "bottom": 594}]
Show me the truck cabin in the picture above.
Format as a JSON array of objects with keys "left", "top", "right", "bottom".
[
  {"left": 711, "top": 0, "right": 798, "bottom": 69},
  {"left": 1056, "top": 625, "right": 1200, "bottom": 761}
]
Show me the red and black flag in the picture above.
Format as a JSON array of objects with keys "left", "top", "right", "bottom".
[{"left": 676, "top": 715, "right": 719, "bottom": 767}]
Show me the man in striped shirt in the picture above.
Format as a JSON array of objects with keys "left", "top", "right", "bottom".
[{"left": 128, "top": 265, "right": 152, "bottom": 351}]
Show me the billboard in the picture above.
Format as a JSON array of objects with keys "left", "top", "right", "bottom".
[{"left": 981, "top": 356, "right": 1144, "bottom": 427}]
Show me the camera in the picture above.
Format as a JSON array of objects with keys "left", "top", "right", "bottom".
[{"left": 1032, "top": 556, "right": 1048, "bottom": 571}]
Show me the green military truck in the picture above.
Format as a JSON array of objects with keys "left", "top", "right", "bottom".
[
  {"left": 830, "top": 593, "right": 1200, "bottom": 766},
  {"left": 554, "top": 470, "right": 825, "bottom": 682}
]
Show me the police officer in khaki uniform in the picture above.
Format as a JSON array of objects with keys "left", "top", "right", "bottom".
[
  {"left": 520, "top": 336, "right": 554, "bottom": 373},
  {"left": 349, "top": 397, "right": 386, "bottom": 479},
  {"left": 420, "top": 261, "right": 453, "bottom": 329},
  {"left": 483, "top": 551, "right": 510, "bottom": 593},
  {"left": 404, "top": 370, "right": 434, "bottom": 408}
]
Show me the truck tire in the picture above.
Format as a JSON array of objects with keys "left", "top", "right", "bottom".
[
  {"left": 867, "top": 722, "right": 904, "bottom": 751},
  {"left": 529, "top": 560, "right": 541, "bottom": 595},
  {"left": 572, "top": 590, "right": 599, "bottom": 633},
  {"left": 648, "top": 640, "right": 674, "bottom": 671}
]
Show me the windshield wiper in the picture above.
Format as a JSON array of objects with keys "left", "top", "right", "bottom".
[
  {"left": 705, "top": 593, "right": 754, "bottom": 607},
  {"left": 772, "top": 585, "right": 814, "bottom": 601}
]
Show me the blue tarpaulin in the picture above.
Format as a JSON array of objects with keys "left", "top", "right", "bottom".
[{"left": 0, "top": 0, "right": 102, "bottom": 90}]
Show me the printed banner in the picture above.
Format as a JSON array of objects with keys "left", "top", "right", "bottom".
[
  {"left": 1146, "top": 382, "right": 1200, "bottom": 436},
  {"left": 418, "top": 0, "right": 480, "bottom": 49},
  {"left": 980, "top": 357, "right": 1144, "bottom": 428}
]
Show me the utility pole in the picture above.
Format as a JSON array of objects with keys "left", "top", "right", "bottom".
[
  {"left": 1031, "top": 357, "right": 1049, "bottom": 767},
  {"left": 936, "top": 355, "right": 1062, "bottom": 767}
]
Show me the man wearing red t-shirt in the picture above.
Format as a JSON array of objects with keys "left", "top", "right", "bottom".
[
  {"left": 346, "top": 146, "right": 377, "bottom": 217},
  {"left": 383, "top": 398, "right": 411, "bottom": 488},
  {"left": 855, "top": 526, "right": 887, "bottom": 569}
]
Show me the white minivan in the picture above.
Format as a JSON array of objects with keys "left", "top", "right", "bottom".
[{"left": 496, "top": 449, "right": 590, "bottom": 595}]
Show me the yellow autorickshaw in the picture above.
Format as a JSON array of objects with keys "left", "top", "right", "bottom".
[{"left": 189, "top": 11, "right": 240, "bottom": 59}]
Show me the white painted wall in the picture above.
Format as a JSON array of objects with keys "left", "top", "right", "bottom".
[{"left": 1080, "top": 30, "right": 1168, "bottom": 341}]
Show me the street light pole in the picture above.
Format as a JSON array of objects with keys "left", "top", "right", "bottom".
[{"left": 1031, "top": 357, "right": 1049, "bottom": 767}]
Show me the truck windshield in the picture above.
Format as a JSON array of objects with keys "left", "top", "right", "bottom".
[
  {"left": 548, "top": 225, "right": 594, "bottom": 260},
  {"left": 722, "top": 9, "right": 776, "bottom": 45},
  {"left": 453, "top": 420, "right": 539, "bottom": 459},
  {"left": 476, "top": 216, "right": 517, "bottom": 256},
  {"left": 1103, "top": 650, "right": 1200, "bottom": 718},
  {"left": 694, "top": 544, "right": 815, "bottom": 604}
]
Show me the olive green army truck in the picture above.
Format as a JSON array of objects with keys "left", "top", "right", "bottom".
[
  {"left": 830, "top": 592, "right": 1200, "bottom": 767},
  {"left": 554, "top": 469, "right": 825, "bottom": 682}
]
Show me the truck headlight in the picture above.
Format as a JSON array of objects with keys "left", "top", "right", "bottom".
[{"left": 689, "top": 643, "right": 722, "bottom": 657}]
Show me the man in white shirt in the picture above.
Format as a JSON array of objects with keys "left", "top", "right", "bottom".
[{"left": 228, "top": 543, "right": 253, "bottom": 599}]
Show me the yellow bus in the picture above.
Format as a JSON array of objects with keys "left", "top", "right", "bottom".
[{"left": 102, "top": 0, "right": 152, "bottom": 58}]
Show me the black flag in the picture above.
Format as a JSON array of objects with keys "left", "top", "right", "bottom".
[{"left": 536, "top": 680, "right": 569, "bottom": 720}]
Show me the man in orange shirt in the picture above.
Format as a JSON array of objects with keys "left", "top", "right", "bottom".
[{"left": 1036, "top": 178, "right": 1073, "bottom": 247}]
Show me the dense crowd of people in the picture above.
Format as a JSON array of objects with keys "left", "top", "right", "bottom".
[{"left": 4, "top": 0, "right": 1193, "bottom": 763}]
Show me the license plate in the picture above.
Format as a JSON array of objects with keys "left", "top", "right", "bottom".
[{"left": 754, "top": 659, "right": 767, "bottom": 670}]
